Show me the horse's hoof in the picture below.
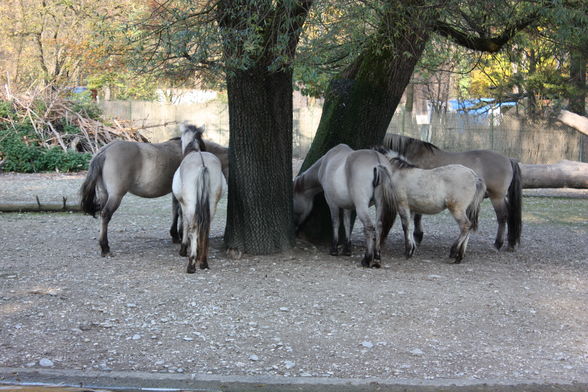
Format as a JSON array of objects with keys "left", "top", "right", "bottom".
[
  {"left": 361, "top": 258, "right": 371, "bottom": 267},
  {"left": 342, "top": 249, "right": 352, "bottom": 256},
  {"left": 494, "top": 240, "right": 503, "bottom": 250},
  {"left": 506, "top": 245, "right": 516, "bottom": 252},
  {"left": 100, "top": 249, "right": 111, "bottom": 257},
  {"left": 329, "top": 249, "right": 339, "bottom": 256},
  {"left": 186, "top": 265, "right": 196, "bottom": 274},
  {"left": 371, "top": 261, "right": 381, "bottom": 268},
  {"left": 226, "top": 248, "right": 242, "bottom": 260},
  {"left": 199, "top": 263, "right": 209, "bottom": 270},
  {"left": 414, "top": 232, "right": 424, "bottom": 244}
]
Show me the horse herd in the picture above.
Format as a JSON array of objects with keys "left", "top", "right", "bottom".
[{"left": 80, "top": 124, "right": 522, "bottom": 273}]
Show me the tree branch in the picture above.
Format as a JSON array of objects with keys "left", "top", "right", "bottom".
[{"left": 433, "top": 13, "right": 538, "bottom": 53}]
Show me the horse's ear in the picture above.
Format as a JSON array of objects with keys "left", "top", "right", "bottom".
[{"left": 197, "top": 124, "right": 206, "bottom": 136}]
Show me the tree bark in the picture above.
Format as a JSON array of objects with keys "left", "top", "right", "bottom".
[
  {"left": 298, "top": 4, "right": 434, "bottom": 243},
  {"left": 520, "top": 160, "right": 588, "bottom": 188},
  {"left": 569, "top": 47, "right": 587, "bottom": 116},
  {"left": 223, "top": 68, "right": 295, "bottom": 254}
]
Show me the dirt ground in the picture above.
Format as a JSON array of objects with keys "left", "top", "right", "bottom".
[{"left": 0, "top": 172, "right": 587, "bottom": 386}]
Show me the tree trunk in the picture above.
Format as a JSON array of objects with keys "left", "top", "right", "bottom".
[
  {"left": 298, "top": 7, "right": 433, "bottom": 243},
  {"left": 223, "top": 68, "right": 295, "bottom": 254},
  {"left": 520, "top": 160, "right": 588, "bottom": 188},
  {"left": 569, "top": 47, "right": 587, "bottom": 116}
]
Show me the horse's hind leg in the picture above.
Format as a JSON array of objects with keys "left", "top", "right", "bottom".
[
  {"left": 449, "top": 209, "right": 471, "bottom": 263},
  {"left": 179, "top": 209, "right": 190, "bottom": 257},
  {"left": 490, "top": 197, "right": 508, "bottom": 250},
  {"left": 196, "top": 225, "right": 210, "bottom": 270},
  {"left": 414, "top": 214, "right": 424, "bottom": 245},
  {"left": 99, "top": 193, "right": 123, "bottom": 257},
  {"left": 186, "top": 225, "right": 198, "bottom": 273},
  {"left": 170, "top": 195, "right": 181, "bottom": 243},
  {"left": 356, "top": 207, "right": 376, "bottom": 268},
  {"left": 341, "top": 209, "right": 353, "bottom": 256}
]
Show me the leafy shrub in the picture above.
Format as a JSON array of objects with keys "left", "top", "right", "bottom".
[{"left": 0, "top": 125, "right": 91, "bottom": 173}]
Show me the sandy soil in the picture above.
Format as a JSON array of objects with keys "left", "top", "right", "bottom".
[{"left": 0, "top": 172, "right": 587, "bottom": 385}]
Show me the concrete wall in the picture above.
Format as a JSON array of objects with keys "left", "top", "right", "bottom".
[{"left": 99, "top": 99, "right": 586, "bottom": 163}]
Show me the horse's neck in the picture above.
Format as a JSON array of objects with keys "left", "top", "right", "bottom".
[{"left": 299, "top": 159, "right": 323, "bottom": 195}]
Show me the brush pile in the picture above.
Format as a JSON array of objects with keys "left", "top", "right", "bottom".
[{"left": 1, "top": 83, "right": 148, "bottom": 154}]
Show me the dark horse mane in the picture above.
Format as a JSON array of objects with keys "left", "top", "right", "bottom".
[
  {"left": 383, "top": 134, "right": 439, "bottom": 156},
  {"left": 372, "top": 145, "right": 417, "bottom": 170},
  {"left": 179, "top": 125, "right": 207, "bottom": 156}
]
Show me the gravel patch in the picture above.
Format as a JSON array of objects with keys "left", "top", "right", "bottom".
[{"left": 0, "top": 172, "right": 587, "bottom": 385}]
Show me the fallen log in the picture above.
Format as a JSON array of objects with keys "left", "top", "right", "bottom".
[
  {"left": 0, "top": 196, "right": 81, "bottom": 212},
  {"left": 520, "top": 160, "right": 588, "bottom": 188}
]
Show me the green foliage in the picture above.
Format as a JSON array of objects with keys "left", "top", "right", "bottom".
[
  {"left": 0, "top": 125, "right": 90, "bottom": 172},
  {"left": 69, "top": 90, "right": 102, "bottom": 120},
  {"left": 87, "top": 71, "right": 158, "bottom": 101},
  {"left": 0, "top": 109, "right": 91, "bottom": 173}
]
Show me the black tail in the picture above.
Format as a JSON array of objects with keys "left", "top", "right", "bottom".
[
  {"left": 507, "top": 159, "right": 523, "bottom": 248},
  {"left": 80, "top": 151, "right": 106, "bottom": 217},
  {"left": 467, "top": 177, "right": 486, "bottom": 232}
]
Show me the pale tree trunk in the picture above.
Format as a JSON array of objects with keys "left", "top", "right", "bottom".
[{"left": 520, "top": 160, "right": 588, "bottom": 188}]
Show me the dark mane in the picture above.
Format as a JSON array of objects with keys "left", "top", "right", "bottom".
[
  {"left": 391, "top": 157, "right": 416, "bottom": 170},
  {"left": 383, "top": 134, "right": 439, "bottom": 156}
]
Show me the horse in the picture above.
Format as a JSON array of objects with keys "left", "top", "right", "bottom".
[
  {"left": 80, "top": 125, "right": 228, "bottom": 256},
  {"left": 172, "top": 125, "right": 225, "bottom": 272},
  {"left": 383, "top": 134, "right": 522, "bottom": 251},
  {"left": 293, "top": 144, "right": 396, "bottom": 268},
  {"left": 376, "top": 147, "right": 486, "bottom": 263}
]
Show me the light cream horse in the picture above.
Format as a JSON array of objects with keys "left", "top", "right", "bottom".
[
  {"left": 172, "top": 125, "right": 225, "bottom": 272},
  {"left": 376, "top": 147, "right": 486, "bottom": 263},
  {"left": 293, "top": 144, "right": 395, "bottom": 268}
]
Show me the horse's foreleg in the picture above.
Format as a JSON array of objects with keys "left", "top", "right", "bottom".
[
  {"left": 327, "top": 205, "right": 341, "bottom": 256},
  {"left": 341, "top": 209, "right": 353, "bottom": 256},
  {"left": 99, "top": 194, "right": 123, "bottom": 257},
  {"left": 414, "top": 214, "right": 424, "bottom": 245},
  {"left": 170, "top": 195, "right": 181, "bottom": 243},
  {"left": 399, "top": 208, "right": 416, "bottom": 258},
  {"left": 449, "top": 209, "right": 471, "bottom": 263},
  {"left": 490, "top": 197, "right": 508, "bottom": 250}
]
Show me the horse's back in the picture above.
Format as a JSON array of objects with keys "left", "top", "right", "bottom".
[
  {"left": 395, "top": 164, "right": 479, "bottom": 214},
  {"left": 101, "top": 140, "right": 182, "bottom": 198},
  {"left": 433, "top": 150, "right": 512, "bottom": 198}
]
